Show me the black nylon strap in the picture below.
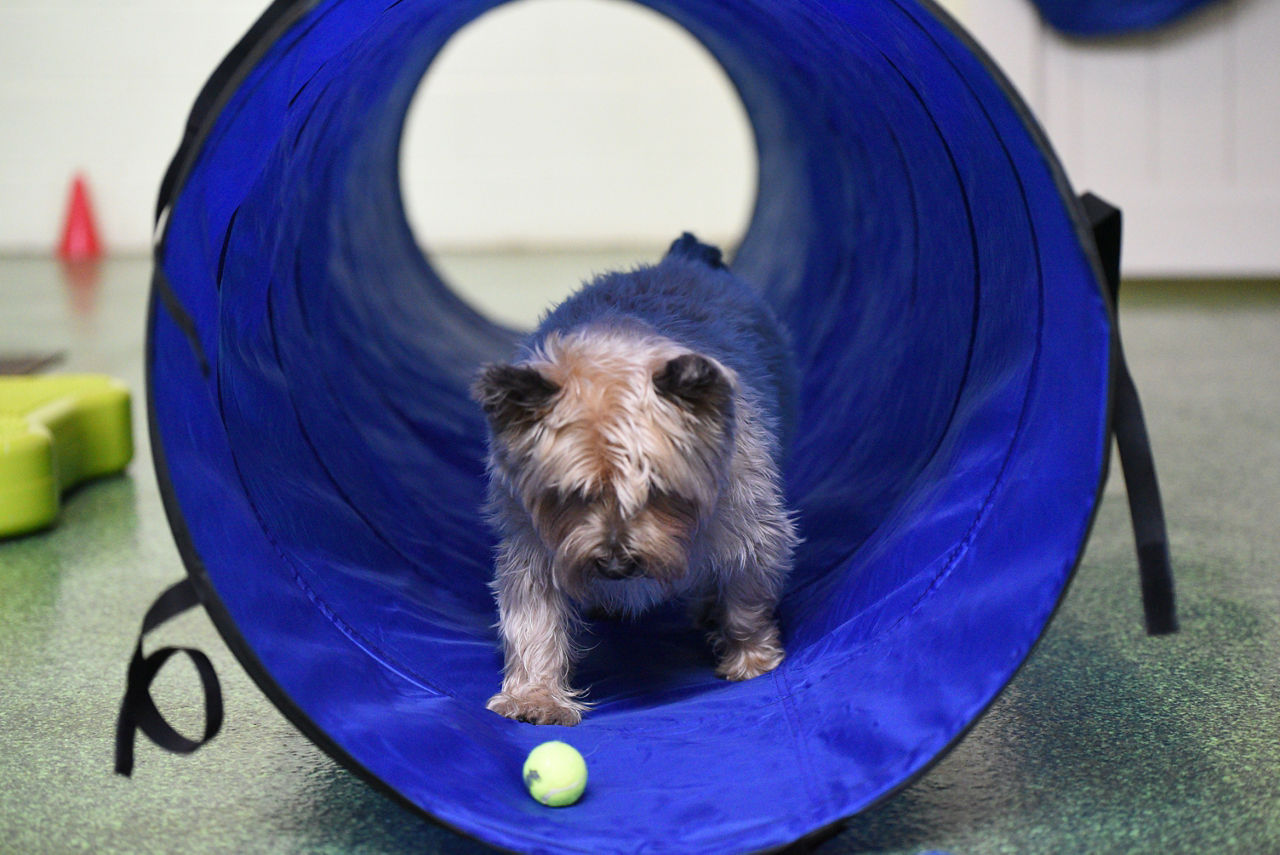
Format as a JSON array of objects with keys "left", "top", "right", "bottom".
[
  {"left": 151, "top": 266, "right": 210, "bottom": 379},
  {"left": 1081, "top": 192, "right": 1178, "bottom": 635},
  {"left": 115, "top": 579, "right": 225, "bottom": 776}
]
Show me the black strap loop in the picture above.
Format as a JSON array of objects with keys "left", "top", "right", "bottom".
[
  {"left": 1081, "top": 192, "right": 1179, "bottom": 636},
  {"left": 116, "top": 579, "right": 224, "bottom": 776}
]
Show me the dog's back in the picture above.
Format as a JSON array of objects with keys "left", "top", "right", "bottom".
[{"left": 528, "top": 233, "right": 797, "bottom": 448}]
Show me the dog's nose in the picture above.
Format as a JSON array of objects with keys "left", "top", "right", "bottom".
[{"left": 594, "top": 555, "right": 642, "bottom": 580}]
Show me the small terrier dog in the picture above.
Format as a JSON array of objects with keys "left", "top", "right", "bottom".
[{"left": 473, "top": 234, "right": 798, "bottom": 725}]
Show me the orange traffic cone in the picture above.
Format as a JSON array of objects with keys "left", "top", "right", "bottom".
[{"left": 57, "top": 174, "right": 103, "bottom": 262}]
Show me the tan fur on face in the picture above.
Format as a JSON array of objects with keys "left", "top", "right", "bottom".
[
  {"left": 490, "top": 325, "right": 734, "bottom": 598},
  {"left": 518, "top": 327, "right": 729, "bottom": 511}
]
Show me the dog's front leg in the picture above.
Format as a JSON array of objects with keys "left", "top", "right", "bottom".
[
  {"left": 487, "top": 545, "right": 586, "bottom": 726},
  {"left": 709, "top": 571, "right": 786, "bottom": 682}
]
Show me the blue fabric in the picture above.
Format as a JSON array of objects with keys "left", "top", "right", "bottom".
[
  {"left": 148, "top": 0, "right": 1113, "bottom": 851},
  {"left": 1031, "top": 0, "right": 1223, "bottom": 36}
]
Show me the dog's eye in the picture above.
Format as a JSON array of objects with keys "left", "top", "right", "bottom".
[
  {"left": 543, "top": 488, "right": 595, "bottom": 510},
  {"left": 647, "top": 489, "right": 698, "bottom": 530}
]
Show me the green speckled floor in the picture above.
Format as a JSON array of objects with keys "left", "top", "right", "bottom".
[{"left": 1, "top": 257, "right": 1277, "bottom": 854}]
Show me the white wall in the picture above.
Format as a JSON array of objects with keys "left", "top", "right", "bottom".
[
  {"left": 2, "top": 0, "right": 1277, "bottom": 275},
  {"left": 0, "top": 1, "right": 267, "bottom": 254},
  {"left": 963, "top": 0, "right": 1280, "bottom": 276},
  {"left": 400, "top": 0, "right": 754, "bottom": 252}
]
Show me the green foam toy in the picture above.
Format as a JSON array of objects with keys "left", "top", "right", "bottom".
[{"left": 0, "top": 375, "right": 133, "bottom": 538}]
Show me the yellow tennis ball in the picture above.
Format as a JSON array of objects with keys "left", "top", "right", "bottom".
[{"left": 523, "top": 740, "right": 587, "bottom": 807}]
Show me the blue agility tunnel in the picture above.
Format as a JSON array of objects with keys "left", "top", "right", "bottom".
[{"left": 123, "top": 0, "right": 1174, "bottom": 852}]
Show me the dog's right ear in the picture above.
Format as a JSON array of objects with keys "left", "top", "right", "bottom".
[
  {"left": 472, "top": 363, "right": 559, "bottom": 432},
  {"left": 654, "top": 353, "right": 733, "bottom": 424}
]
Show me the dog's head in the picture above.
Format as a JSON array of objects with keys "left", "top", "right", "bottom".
[{"left": 473, "top": 327, "right": 735, "bottom": 598}]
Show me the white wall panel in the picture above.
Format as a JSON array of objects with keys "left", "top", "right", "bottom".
[
  {"left": 1042, "top": 35, "right": 1157, "bottom": 195},
  {"left": 1233, "top": 1, "right": 1280, "bottom": 188},
  {"left": 0, "top": 2, "right": 267, "bottom": 253},
  {"left": 1149, "top": 3, "right": 1234, "bottom": 186},
  {"left": 962, "top": 0, "right": 1280, "bottom": 276},
  {"left": 399, "top": 0, "right": 755, "bottom": 252}
]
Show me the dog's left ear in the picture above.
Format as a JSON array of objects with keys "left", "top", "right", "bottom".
[
  {"left": 472, "top": 363, "right": 559, "bottom": 432},
  {"left": 654, "top": 353, "right": 733, "bottom": 421}
]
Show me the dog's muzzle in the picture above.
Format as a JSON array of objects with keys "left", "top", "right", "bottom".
[{"left": 593, "top": 554, "right": 643, "bottom": 580}]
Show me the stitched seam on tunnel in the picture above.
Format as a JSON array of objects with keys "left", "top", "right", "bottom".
[
  {"left": 778, "top": 0, "right": 1057, "bottom": 819},
  {"left": 782, "top": 30, "right": 984, "bottom": 618},
  {"left": 214, "top": 279, "right": 452, "bottom": 699},
  {"left": 774, "top": 659, "right": 830, "bottom": 821},
  {"left": 778, "top": 22, "right": 981, "bottom": 609},
  {"left": 842, "top": 10, "right": 1061, "bottom": 796},
  {"left": 217, "top": 2, "right": 489, "bottom": 691},
  {"left": 801, "top": 2, "right": 1053, "bottom": 668},
  {"left": 263, "top": 279, "right": 462, "bottom": 696},
  {"left": 281, "top": 242, "right": 473, "bottom": 588},
  {"left": 869, "top": 37, "right": 995, "bottom": 628},
  {"left": 788, "top": 1, "right": 1113, "bottom": 832},
  {"left": 742, "top": 10, "right": 1048, "bottom": 821},
  {"left": 887, "top": 0, "right": 1050, "bottom": 638},
  {"left": 907, "top": 1, "right": 1116, "bottom": 776}
]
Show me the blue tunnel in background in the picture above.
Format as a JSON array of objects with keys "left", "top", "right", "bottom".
[
  {"left": 1030, "top": 0, "right": 1225, "bottom": 37},
  {"left": 146, "top": 0, "right": 1117, "bottom": 851}
]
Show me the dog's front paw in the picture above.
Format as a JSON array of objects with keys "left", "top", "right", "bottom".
[
  {"left": 715, "top": 641, "right": 785, "bottom": 682},
  {"left": 487, "top": 688, "right": 585, "bottom": 726}
]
